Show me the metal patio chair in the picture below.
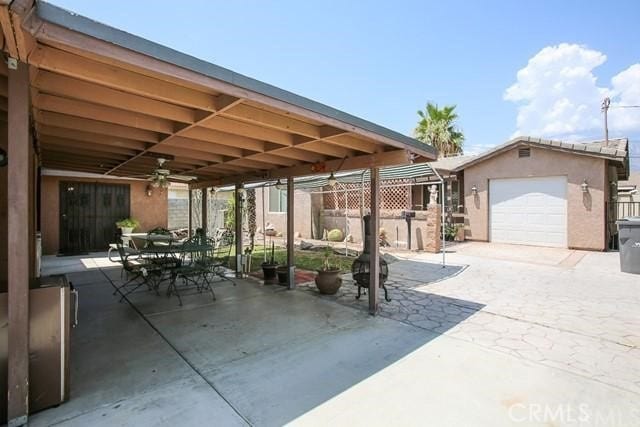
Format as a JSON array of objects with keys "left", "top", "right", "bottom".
[
  {"left": 112, "top": 242, "right": 162, "bottom": 301},
  {"left": 168, "top": 235, "right": 215, "bottom": 305}
]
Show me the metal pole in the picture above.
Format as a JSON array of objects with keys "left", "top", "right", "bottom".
[
  {"left": 188, "top": 189, "right": 193, "bottom": 238},
  {"left": 201, "top": 187, "right": 208, "bottom": 236},
  {"left": 235, "top": 184, "right": 243, "bottom": 278},
  {"left": 369, "top": 167, "right": 380, "bottom": 315},
  {"left": 602, "top": 97, "right": 610, "bottom": 146},
  {"left": 344, "top": 183, "right": 348, "bottom": 256},
  {"left": 441, "top": 181, "right": 446, "bottom": 268},
  {"left": 286, "top": 177, "right": 295, "bottom": 289},
  {"left": 262, "top": 186, "right": 266, "bottom": 262}
]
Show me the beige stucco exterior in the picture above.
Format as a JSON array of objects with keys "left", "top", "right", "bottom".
[
  {"left": 41, "top": 175, "right": 168, "bottom": 255},
  {"left": 462, "top": 146, "right": 607, "bottom": 251},
  {"left": 254, "top": 188, "right": 313, "bottom": 239}
]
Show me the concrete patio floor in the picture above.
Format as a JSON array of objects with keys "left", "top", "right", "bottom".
[{"left": 31, "top": 245, "right": 640, "bottom": 426}]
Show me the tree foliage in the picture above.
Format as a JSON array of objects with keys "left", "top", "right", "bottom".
[{"left": 414, "top": 103, "right": 465, "bottom": 157}]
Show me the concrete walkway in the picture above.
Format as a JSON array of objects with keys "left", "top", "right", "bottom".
[{"left": 31, "top": 245, "right": 640, "bottom": 426}]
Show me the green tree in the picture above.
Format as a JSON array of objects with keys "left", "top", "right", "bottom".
[{"left": 414, "top": 103, "right": 465, "bottom": 157}]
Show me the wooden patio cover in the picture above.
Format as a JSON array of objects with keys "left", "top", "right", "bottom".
[
  {"left": 1, "top": 1, "right": 436, "bottom": 188},
  {"left": 1, "top": 2, "right": 438, "bottom": 423}
]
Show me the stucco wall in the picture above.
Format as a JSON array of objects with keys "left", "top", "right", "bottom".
[
  {"left": 462, "top": 146, "right": 607, "bottom": 250},
  {"left": 322, "top": 209, "right": 440, "bottom": 250},
  {"left": 41, "top": 176, "right": 168, "bottom": 255},
  {"left": 254, "top": 188, "right": 312, "bottom": 238}
]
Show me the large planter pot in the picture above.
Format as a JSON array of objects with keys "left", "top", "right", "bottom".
[
  {"left": 315, "top": 269, "right": 342, "bottom": 295},
  {"left": 261, "top": 262, "right": 278, "bottom": 283},
  {"left": 276, "top": 265, "right": 289, "bottom": 285},
  {"left": 120, "top": 227, "right": 134, "bottom": 235}
]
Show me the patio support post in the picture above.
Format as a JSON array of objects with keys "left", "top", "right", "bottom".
[
  {"left": 235, "top": 184, "right": 243, "bottom": 278},
  {"left": 201, "top": 187, "right": 208, "bottom": 236},
  {"left": 7, "top": 60, "right": 30, "bottom": 426},
  {"left": 369, "top": 167, "right": 380, "bottom": 315},
  {"left": 286, "top": 177, "right": 295, "bottom": 289},
  {"left": 188, "top": 189, "right": 193, "bottom": 237}
]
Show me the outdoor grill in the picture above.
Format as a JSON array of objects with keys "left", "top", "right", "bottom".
[{"left": 351, "top": 215, "right": 391, "bottom": 301}]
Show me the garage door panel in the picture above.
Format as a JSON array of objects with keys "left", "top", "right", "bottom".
[{"left": 490, "top": 177, "right": 567, "bottom": 248}]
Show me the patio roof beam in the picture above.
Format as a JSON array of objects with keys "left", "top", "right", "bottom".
[
  {"left": 29, "top": 45, "right": 221, "bottom": 111},
  {"left": 35, "top": 124, "right": 150, "bottom": 151},
  {"left": 103, "top": 95, "right": 243, "bottom": 175},
  {"left": 35, "top": 110, "right": 162, "bottom": 143},
  {"left": 39, "top": 135, "right": 140, "bottom": 156},
  {"left": 33, "top": 92, "right": 176, "bottom": 134},
  {"left": 190, "top": 149, "right": 414, "bottom": 189},
  {"left": 31, "top": 69, "right": 198, "bottom": 123}
]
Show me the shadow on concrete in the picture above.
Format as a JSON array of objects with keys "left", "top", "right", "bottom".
[{"left": 33, "top": 258, "right": 481, "bottom": 427}]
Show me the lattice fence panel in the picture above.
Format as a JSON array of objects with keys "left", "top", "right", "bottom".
[{"left": 322, "top": 179, "right": 411, "bottom": 211}]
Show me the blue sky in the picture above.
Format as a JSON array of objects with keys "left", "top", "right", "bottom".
[{"left": 49, "top": 0, "right": 640, "bottom": 170}]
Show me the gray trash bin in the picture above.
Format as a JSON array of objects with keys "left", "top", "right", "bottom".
[{"left": 617, "top": 217, "right": 640, "bottom": 274}]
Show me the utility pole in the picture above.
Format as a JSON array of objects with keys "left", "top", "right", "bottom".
[{"left": 601, "top": 97, "right": 611, "bottom": 146}]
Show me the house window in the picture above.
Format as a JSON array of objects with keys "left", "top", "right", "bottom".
[{"left": 269, "top": 186, "right": 287, "bottom": 213}]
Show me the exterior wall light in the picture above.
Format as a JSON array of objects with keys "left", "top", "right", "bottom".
[
  {"left": 145, "top": 184, "right": 153, "bottom": 197},
  {"left": 581, "top": 180, "right": 589, "bottom": 193},
  {"left": 471, "top": 185, "right": 478, "bottom": 196},
  {"left": 275, "top": 179, "right": 285, "bottom": 190},
  {"left": 327, "top": 172, "right": 337, "bottom": 187}
]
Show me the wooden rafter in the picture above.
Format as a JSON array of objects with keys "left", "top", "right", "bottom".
[{"left": 103, "top": 95, "right": 243, "bottom": 174}]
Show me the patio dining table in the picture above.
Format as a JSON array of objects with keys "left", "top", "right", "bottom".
[
  {"left": 138, "top": 242, "right": 216, "bottom": 304},
  {"left": 121, "top": 232, "right": 186, "bottom": 250}
]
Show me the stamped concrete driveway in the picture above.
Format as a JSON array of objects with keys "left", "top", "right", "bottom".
[
  {"left": 311, "top": 242, "right": 640, "bottom": 394},
  {"left": 33, "top": 245, "right": 640, "bottom": 426}
]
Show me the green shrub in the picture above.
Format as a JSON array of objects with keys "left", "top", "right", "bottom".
[{"left": 327, "top": 229, "right": 344, "bottom": 242}]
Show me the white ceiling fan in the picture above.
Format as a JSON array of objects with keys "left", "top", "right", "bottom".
[{"left": 131, "top": 158, "right": 198, "bottom": 188}]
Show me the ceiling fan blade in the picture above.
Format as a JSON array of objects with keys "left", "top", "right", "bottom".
[
  {"left": 168, "top": 174, "right": 198, "bottom": 181},
  {"left": 119, "top": 174, "right": 151, "bottom": 179}
]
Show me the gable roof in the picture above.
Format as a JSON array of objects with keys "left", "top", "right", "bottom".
[
  {"left": 429, "top": 154, "right": 478, "bottom": 173},
  {"left": 451, "top": 136, "right": 629, "bottom": 173}
]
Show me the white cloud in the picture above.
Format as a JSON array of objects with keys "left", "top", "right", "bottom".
[{"left": 504, "top": 43, "right": 640, "bottom": 141}]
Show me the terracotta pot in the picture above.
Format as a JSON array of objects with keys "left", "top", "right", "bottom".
[{"left": 315, "top": 269, "right": 342, "bottom": 295}]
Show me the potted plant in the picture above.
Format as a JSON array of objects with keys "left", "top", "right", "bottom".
[
  {"left": 315, "top": 246, "right": 342, "bottom": 295},
  {"left": 116, "top": 218, "right": 139, "bottom": 235},
  {"left": 261, "top": 242, "right": 278, "bottom": 283},
  {"left": 276, "top": 264, "right": 289, "bottom": 285}
]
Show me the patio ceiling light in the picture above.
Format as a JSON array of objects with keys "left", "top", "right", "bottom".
[
  {"left": 581, "top": 179, "right": 589, "bottom": 193},
  {"left": 275, "top": 179, "right": 285, "bottom": 190},
  {"left": 327, "top": 172, "right": 338, "bottom": 187}
]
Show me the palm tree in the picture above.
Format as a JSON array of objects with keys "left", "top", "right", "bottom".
[{"left": 414, "top": 103, "right": 465, "bottom": 157}]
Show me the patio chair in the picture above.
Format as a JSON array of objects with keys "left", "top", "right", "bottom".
[
  {"left": 112, "top": 242, "right": 162, "bottom": 301},
  {"left": 144, "top": 228, "right": 181, "bottom": 269},
  {"left": 168, "top": 235, "right": 216, "bottom": 305},
  {"left": 201, "top": 234, "right": 236, "bottom": 286},
  {"left": 108, "top": 229, "right": 140, "bottom": 263}
]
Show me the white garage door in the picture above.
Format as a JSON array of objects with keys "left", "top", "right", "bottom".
[{"left": 489, "top": 176, "right": 567, "bottom": 247}]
